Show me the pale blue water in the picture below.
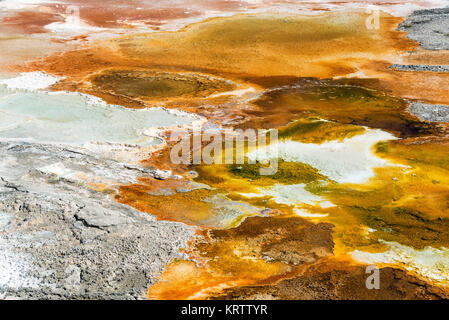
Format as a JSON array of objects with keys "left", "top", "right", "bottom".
[{"left": 0, "top": 87, "right": 196, "bottom": 146}]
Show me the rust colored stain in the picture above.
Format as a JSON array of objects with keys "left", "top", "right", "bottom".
[
  {"left": 73, "top": 6, "right": 201, "bottom": 28},
  {"left": 10, "top": 7, "right": 449, "bottom": 300},
  {"left": 210, "top": 259, "right": 449, "bottom": 300},
  {"left": 0, "top": 11, "right": 64, "bottom": 34},
  {"left": 44, "top": 0, "right": 245, "bottom": 29},
  {"left": 116, "top": 184, "right": 217, "bottom": 227},
  {"left": 148, "top": 216, "right": 335, "bottom": 300},
  {"left": 26, "top": 11, "right": 417, "bottom": 79},
  {"left": 22, "top": 11, "right": 448, "bottom": 127}
]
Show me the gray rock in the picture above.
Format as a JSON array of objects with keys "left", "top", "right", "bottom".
[
  {"left": 399, "top": 7, "right": 449, "bottom": 50},
  {"left": 151, "top": 169, "right": 172, "bottom": 180},
  {"left": 0, "top": 141, "right": 196, "bottom": 300},
  {"left": 0, "top": 212, "right": 13, "bottom": 231},
  {"left": 408, "top": 102, "right": 449, "bottom": 122},
  {"left": 390, "top": 64, "right": 449, "bottom": 72}
]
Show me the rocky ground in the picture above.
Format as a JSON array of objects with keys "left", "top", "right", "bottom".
[
  {"left": 390, "top": 64, "right": 449, "bottom": 72},
  {"left": 397, "top": 7, "right": 449, "bottom": 122},
  {"left": 409, "top": 102, "right": 449, "bottom": 122},
  {"left": 391, "top": 7, "right": 449, "bottom": 74},
  {"left": 399, "top": 7, "right": 449, "bottom": 50},
  {"left": 0, "top": 141, "right": 195, "bottom": 299}
]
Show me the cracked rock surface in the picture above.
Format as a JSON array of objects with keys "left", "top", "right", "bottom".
[{"left": 0, "top": 141, "right": 195, "bottom": 299}]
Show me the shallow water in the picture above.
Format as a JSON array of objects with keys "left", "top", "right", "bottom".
[
  {"left": 89, "top": 69, "right": 236, "bottom": 101},
  {"left": 0, "top": 87, "right": 196, "bottom": 146}
]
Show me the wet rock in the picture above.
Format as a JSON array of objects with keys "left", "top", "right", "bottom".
[
  {"left": 151, "top": 169, "right": 172, "bottom": 180},
  {"left": 211, "top": 262, "right": 449, "bottom": 300}
]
